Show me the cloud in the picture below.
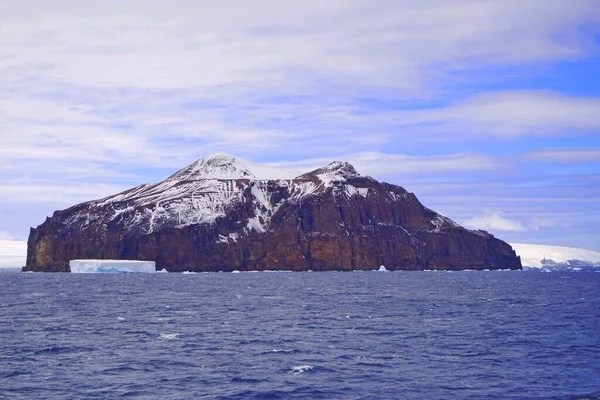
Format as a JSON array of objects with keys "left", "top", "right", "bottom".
[
  {"left": 439, "top": 91, "right": 600, "bottom": 137},
  {"left": 462, "top": 212, "right": 528, "bottom": 232},
  {"left": 0, "top": 182, "right": 127, "bottom": 205},
  {"left": 276, "top": 152, "right": 503, "bottom": 178},
  {"left": 529, "top": 218, "right": 559, "bottom": 231},
  {"left": 0, "top": 239, "right": 27, "bottom": 268},
  {"left": 0, "top": 1, "right": 598, "bottom": 176},
  {"left": 0, "top": 231, "right": 15, "bottom": 241},
  {"left": 524, "top": 148, "right": 600, "bottom": 163},
  {"left": 3, "top": 1, "right": 599, "bottom": 91},
  {"left": 0, "top": 0, "right": 599, "bottom": 251},
  {"left": 389, "top": 91, "right": 600, "bottom": 139}
]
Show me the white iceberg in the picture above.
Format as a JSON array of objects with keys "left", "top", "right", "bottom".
[{"left": 69, "top": 259, "right": 156, "bottom": 273}]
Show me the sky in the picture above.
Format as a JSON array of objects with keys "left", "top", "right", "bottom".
[{"left": 1, "top": 0, "right": 599, "bottom": 251}]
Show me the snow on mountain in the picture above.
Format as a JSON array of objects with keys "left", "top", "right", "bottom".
[
  {"left": 166, "top": 153, "right": 301, "bottom": 181},
  {"left": 0, "top": 240, "right": 26, "bottom": 268},
  {"left": 43, "top": 153, "right": 489, "bottom": 261},
  {"left": 298, "top": 161, "right": 361, "bottom": 186},
  {"left": 76, "top": 155, "right": 379, "bottom": 235},
  {"left": 511, "top": 243, "right": 600, "bottom": 268}
]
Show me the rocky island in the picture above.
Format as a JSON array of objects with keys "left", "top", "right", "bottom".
[{"left": 24, "top": 154, "right": 521, "bottom": 272}]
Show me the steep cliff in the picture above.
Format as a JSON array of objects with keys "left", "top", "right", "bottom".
[{"left": 24, "top": 154, "right": 521, "bottom": 272}]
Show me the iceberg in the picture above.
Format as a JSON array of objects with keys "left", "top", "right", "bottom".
[{"left": 69, "top": 259, "right": 156, "bottom": 273}]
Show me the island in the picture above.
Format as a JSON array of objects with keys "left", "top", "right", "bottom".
[{"left": 23, "top": 154, "right": 522, "bottom": 272}]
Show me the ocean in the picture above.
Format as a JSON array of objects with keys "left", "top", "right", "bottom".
[{"left": 1, "top": 270, "right": 599, "bottom": 399}]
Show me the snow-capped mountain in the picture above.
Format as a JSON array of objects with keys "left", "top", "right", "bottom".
[
  {"left": 25, "top": 154, "right": 521, "bottom": 272},
  {"left": 0, "top": 240, "right": 27, "bottom": 268},
  {"left": 511, "top": 243, "right": 600, "bottom": 270},
  {"left": 65, "top": 154, "right": 366, "bottom": 236}
]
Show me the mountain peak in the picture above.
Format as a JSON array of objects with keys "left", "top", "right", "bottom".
[
  {"left": 298, "top": 161, "right": 361, "bottom": 185},
  {"left": 167, "top": 154, "right": 301, "bottom": 181},
  {"left": 203, "top": 152, "right": 238, "bottom": 163},
  {"left": 322, "top": 161, "right": 359, "bottom": 176},
  {"left": 168, "top": 153, "right": 254, "bottom": 181},
  {"left": 165, "top": 153, "right": 365, "bottom": 183}
]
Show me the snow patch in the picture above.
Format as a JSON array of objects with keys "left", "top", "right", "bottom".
[
  {"left": 344, "top": 185, "right": 369, "bottom": 198},
  {"left": 290, "top": 181, "right": 318, "bottom": 201},
  {"left": 246, "top": 216, "right": 266, "bottom": 233},
  {"left": 388, "top": 191, "right": 407, "bottom": 201},
  {"left": 217, "top": 235, "right": 229, "bottom": 244}
]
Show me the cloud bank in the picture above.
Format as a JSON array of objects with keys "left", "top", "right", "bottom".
[{"left": 1, "top": 0, "right": 599, "bottom": 250}]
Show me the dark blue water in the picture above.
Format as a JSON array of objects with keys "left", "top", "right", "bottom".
[{"left": 1, "top": 271, "right": 599, "bottom": 399}]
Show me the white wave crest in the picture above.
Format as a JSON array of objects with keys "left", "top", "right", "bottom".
[
  {"left": 159, "top": 333, "right": 180, "bottom": 340},
  {"left": 289, "top": 365, "right": 314, "bottom": 374}
]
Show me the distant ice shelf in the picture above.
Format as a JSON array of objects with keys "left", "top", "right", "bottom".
[
  {"left": 69, "top": 260, "right": 156, "bottom": 273},
  {"left": 511, "top": 243, "right": 600, "bottom": 269}
]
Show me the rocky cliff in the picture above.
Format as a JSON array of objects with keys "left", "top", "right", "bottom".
[{"left": 24, "top": 154, "right": 522, "bottom": 272}]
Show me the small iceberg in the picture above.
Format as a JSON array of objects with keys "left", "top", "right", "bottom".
[{"left": 69, "top": 260, "right": 155, "bottom": 273}]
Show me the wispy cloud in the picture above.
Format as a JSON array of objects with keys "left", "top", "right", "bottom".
[
  {"left": 0, "top": 231, "right": 16, "bottom": 241},
  {"left": 0, "top": 0, "right": 599, "bottom": 250},
  {"left": 404, "top": 91, "right": 600, "bottom": 138},
  {"left": 275, "top": 152, "right": 503, "bottom": 178},
  {"left": 524, "top": 148, "right": 600, "bottom": 163},
  {"left": 462, "top": 212, "right": 528, "bottom": 232}
]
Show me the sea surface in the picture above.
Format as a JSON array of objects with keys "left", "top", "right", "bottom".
[{"left": 1, "top": 270, "right": 599, "bottom": 399}]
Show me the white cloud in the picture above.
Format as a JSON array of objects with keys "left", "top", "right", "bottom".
[
  {"left": 276, "top": 152, "right": 502, "bottom": 177},
  {"left": 0, "top": 1, "right": 597, "bottom": 176},
  {"left": 0, "top": 231, "right": 15, "bottom": 241},
  {"left": 529, "top": 217, "right": 559, "bottom": 231},
  {"left": 462, "top": 212, "right": 528, "bottom": 232},
  {"left": 2, "top": 0, "right": 598, "bottom": 91},
  {"left": 524, "top": 148, "right": 600, "bottom": 163},
  {"left": 0, "top": 240, "right": 27, "bottom": 268},
  {"left": 0, "top": 0, "right": 599, "bottom": 251},
  {"left": 437, "top": 91, "right": 600, "bottom": 137},
  {"left": 0, "top": 182, "right": 127, "bottom": 205},
  {"left": 387, "top": 91, "right": 600, "bottom": 138}
]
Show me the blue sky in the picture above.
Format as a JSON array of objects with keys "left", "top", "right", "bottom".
[{"left": 1, "top": 0, "right": 599, "bottom": 250}]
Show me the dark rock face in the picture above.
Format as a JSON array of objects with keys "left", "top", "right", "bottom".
[{"left": 24, "top": 154, "right": 521, "bottom": 272}]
